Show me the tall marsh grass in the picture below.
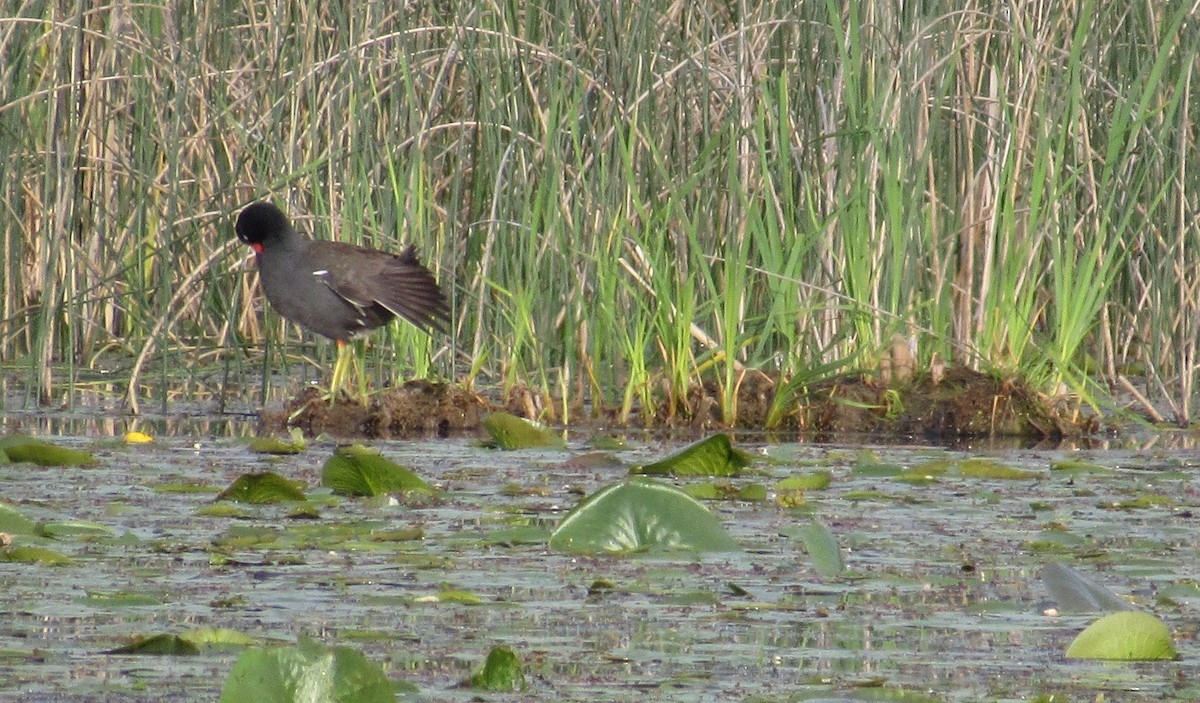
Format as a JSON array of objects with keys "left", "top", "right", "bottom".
[{"left": 1, "top": 0, "right": 1197, "bottom": 423}]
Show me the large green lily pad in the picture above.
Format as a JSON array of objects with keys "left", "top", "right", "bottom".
[
  {"left": 630, "top": 433, "right": 750, "bottom": 477},
  {"left": 0, "top": 502, "right": 39, "bottom": 535},
  {"left": 549, "top": 477, "right": 740, "bottom": 554},
  {"left": 220, "top": 639, "right": 396, "bottom": 702},
  {"left": 107, "top": 633, "right": 201, "bottom": 655},
  {"left": 0, "top": 435, "right": 94, "bottom": 466},
  {"left": 482, "top": 413, "right": 565, "bottom": 449},
  {"left": 798, "top": 520, "right": 844, "bottom": 578},
  {"left": 469, "top": 645, "right": 525, "bottom": 691},
  {"left": 217, "top": 472, "right": 307, "bottom": 504},
  {"left": 321, "top": 445, "right": 433, "bottom": 497},
  {"left": 1065, "top": 611, "right": 1177, "bottom": 660}
]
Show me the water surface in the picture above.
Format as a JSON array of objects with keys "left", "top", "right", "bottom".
[{"left": 1, "top": 427, "right": 1195, "bottom": 701}]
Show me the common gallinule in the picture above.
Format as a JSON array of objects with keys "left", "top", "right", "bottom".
[{"left": 236, "top": 201, "right": 448, "bottom": 399}]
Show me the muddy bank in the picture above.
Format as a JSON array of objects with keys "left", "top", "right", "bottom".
[{"left": 258, "top": 366, "right": 1097, "bottom": 441}]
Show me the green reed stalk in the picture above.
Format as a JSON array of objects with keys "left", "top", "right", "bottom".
[{"left": 0, "top": 0, "right": 1195, "bottom": 425}]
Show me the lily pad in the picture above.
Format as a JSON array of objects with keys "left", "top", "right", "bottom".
[
  {"left": 249, "top": 432, "right": 307, "bottom": 455},
  {"left": 1041, "top": 562, "right": 1133, "bottom": 613},
  {"left": 1103, "top": 493, "right": 1174, "bottom": 509},
  {"left": 549, "top": 478, "right": 740, "bottom": 554},
  {"left": 775, "top": 471, "right": 833, "bottom": 491},
  {"left": 798, "top": 520, "right": 844, "bottom": 578},
  {"left": 957, "top": 459, "right": 1037, "bottom": 479},
  {"left": 42, "top": 520, "right": 115, "bottom": 539},
  {"left": 80, "top": 591, "right": 165, "bottom": 607},
  {"left": 850, "top": 450, "right": 904, "bottom": 477},
  {"left": 219, "top": 639, "right": 396, "bottom": 702},
  {"left": 630, "top": 433, "right": 750, "bottom": 477},
  {"left": 321, "top": 445, "right": 433, "bottom": 497},
  {"left": 416, "top": 586, "right": 483, "bottom": 605},
  {"left": 217, "top": 472, "right": 307, "bottom": 504},
  {"left": 1050, "top": 459, "right": 1110, "bottom": 473},
  {"left": 4, "top": 545, "right": 73, "bottom": 566},
  {"left": 469, "top": 645, "right": 525, "bottom": 691},
  {"left": 0, "top": 435, "right": 94, "bottom": 466},
  {"left": 0, "top": 502, "right": 39, "bottom": 535},
  {"left": 482, "top": 412, "right": 565, "bottom": 449},
  {"left": 1065, "top": 611, "right": 1177, "bottom": 660},
  {"left": 182, "top": 627, "right": 257, "bottom": 648},
  {"left": 107, "top": 633, "right": 200, "bottom": 655},
  {"left": 562, "top": 451, "right": 625, "bottom": 470}
]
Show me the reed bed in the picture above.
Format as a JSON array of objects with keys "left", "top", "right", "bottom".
[{"left": 1, "top": 0, "right": 1197, "bottom": 424}]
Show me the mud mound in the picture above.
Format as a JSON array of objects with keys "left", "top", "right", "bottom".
[
  {"left": 670, "top": 365, "right": 1094, "bottom": 439},
  {"left": 255, "top": 366, "right": 1095, "bottom": 440},
  {"left": 258, "top": 381, "right": 488, "bottom": 439}
]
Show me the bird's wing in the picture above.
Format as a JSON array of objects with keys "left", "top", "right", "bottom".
[{"left": 314, "top": 244, "right": 448, "bottom": 333}]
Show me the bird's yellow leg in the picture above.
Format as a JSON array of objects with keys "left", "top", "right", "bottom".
[
  {"left": 328, "top": 340, "right": 350, "bottom": 403},
  {"left": 327, "top": 339, "right": 368, "bottom": 404}
]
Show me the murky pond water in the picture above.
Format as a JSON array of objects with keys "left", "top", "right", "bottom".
[{"left": 1, "top": 421, "right": 1197, "bottom": 702}]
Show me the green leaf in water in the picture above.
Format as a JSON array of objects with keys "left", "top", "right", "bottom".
[
  {"left": 630, "top": 433, "right": 750, "bottom": 477},
  {"left": 1101, "top": 493, "right": 1174, "bottom": 510},
  {"left": 798, "top": 520, "right": 844, "bottom": 578},
  {"left": 737, "top": 483, "right": 768, "bottom": 501},
  {"left": 416, "top": 586, "right": 483, "bottom": 605},
  {"left": 1050, "top": 459, "right": 1111, "bottom": 473},
  {"left": 775, "top": 470, "right": 832, "bottom": 491},
  {"left": 893, "top": 459, "right": 953, "bottom": 484},
  {"left": 41, "top": 520, "right": 115, "bottom": 539},
  {"left": 1065, "top": 611, "right": 1177, "bottom": 660},
  {"left": 217, "top": 472, "right": 307, "bottom": 504},
  {"left": 321, "top": 445, "right": 433, "bottom": 497},
  {"left": 198, "top": 503, "right": 251, "bottom": 518},
  {"left": 181, "top": 627, "right": 257, "bottom": 648},
  {"left": 368, "top": 528, "right": 424, "bottom": 543},
  {"left": 482, "top": 412, "right": 565, "bottom": 449},
  {"left": 4, "top": 545, "right": 73, "bottom": 566},
  {"left": 682, "top": 483, "right": 723, "bottom": 500},
  {"left": 549, "top": 478, "right": 740, "bottom": 554},
  {"left": 287, "top": 504, "right": 321, "bottom": 520},
  {"left": 469, "top": 645, "right": 525, "bottom": 692},
  {"left": 843, "top": 490, "right": 891, "bottom": 502},
  {"left": 219, "top": 639, "right": 396, "bottom": 702},
  {"left": 107, "top": 633, "right": 200, "bottom": 655},
  {"left": 249, "top": 430, "right": 307, "bottom": 455},
  {"left": 0, "top": 501, "right": 39, "bottom": 535},
  {"left": 958, "top": 459, "right": 1038, "bottom": 479},
  {"left": 80, "top": 591, "right": 164, "bottom": 607},
  {"left": 1026, "top": 529, "right": 1091, "bottom": 554},
  {"left": 894, "top": 468, "right": 940, "bottom": 484},
  {"left": 0, "top": 435, "right": 94, "bottom": 466},
  {"left": 850, "top": 449, "right": 904, "bottom": 477},
  {"left": 561, "top": 451, "right": 626, "bottom": 470}
]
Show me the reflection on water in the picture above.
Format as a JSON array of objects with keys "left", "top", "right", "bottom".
[
  {"left": 0, "top": 410, "right": 259, "bottom": 438},
  {"left": 0, "top": 376, "right": 296, "bottom": 437}
]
